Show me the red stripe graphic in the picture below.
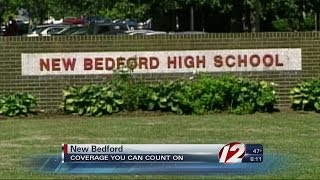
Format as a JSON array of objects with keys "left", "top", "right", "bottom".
[{"left": 64, "top": 144, "right": 68, "bottom": 154}]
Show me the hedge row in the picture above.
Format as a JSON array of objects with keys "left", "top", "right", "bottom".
[
  {"left": 2, "top": 74, "right": 320, "bottom": 117},
  {"left": 61, "top": 74, "right": 277, "bottom": 116}
]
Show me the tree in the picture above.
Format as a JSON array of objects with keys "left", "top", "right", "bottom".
[
  {"left": 308, "top": 0, "right": 320, "bottom": 30},
  {"left": 99, "top": 0, "right": 151, "bottom": 20},
  {"left": 0, "top": 0, "right": 318, "bottom": 32},
  {"left": 0, "top": 0, "right": 8, "bottom": 24}
]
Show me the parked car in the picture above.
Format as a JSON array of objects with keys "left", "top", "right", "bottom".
[
  {"left": 51, "top": 25, "right": 88, "bottom": 36},
  {"left": 44, "top": 16, "right": 63, "bottom": 24},
  {"left": 27, "top": 24, "right": 69, "bottom": 37},
  {"left": 16, "top": 19, "right": 29, "bottom": 35},
  {"left": 168, "top": 31, "right": 207, "bottom": 35},
  {"left": 63, "top": 17, "right": 84, "bottom": 25},
  {"left": 144, "top": 31, "right": 167, "bottom": 35},
  {"left": 88, "top": 22, "right": 130, "bottom": 35},
  {"left": 126, "top": 29, "right": 155, "bottom": 35},
  {"left": 84, "top": 16, "right": 110, "bottom": 24},
  {"left": 71, "top": 28, "right": 88, "bottom": 35},
  {"left": 0, "top": 24, "right": 5, "bottom": 35},
  {"left": 112, "top": 18, "right": 151, "bottom": 30},
  {"left": 126, "top": 30, "right": 167, "bottom": 36}
]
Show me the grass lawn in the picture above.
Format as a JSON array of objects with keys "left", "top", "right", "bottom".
[{"left": 0, "top": 112, "right": 319, "bottom": 179}]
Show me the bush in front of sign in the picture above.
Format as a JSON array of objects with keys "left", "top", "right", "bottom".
[
  {"left": 130, "top": 74, "right": 277, "bottom": 115},
  {"left": 290, "top": 79, "right": 320, "bottom": 112},
  {"left": 176, "top": 75, "right": 231, "bottom": 114},
  {"left": 0, "top": 93, "right": 38, "bottom": 117},
  {"left": 108, "top": 68, "right": 140, "bottom": 112},
  {"left": 137, "top": 80, "right": 189, "bottom": 114},
  {"left": 226, "top": 78, "right": 277, "bottom": 115},
  {"left": 60, "top": 74, "right": 278, "bottom": 116},
  {"left": 61, "top": 84, "right": 124, "bottom": 116},
  {"left": 256, "top": 81, "right": 278, "bottom": 113},
  {"left": 181, "top": 75, "right": 277, "bottom": 115}
]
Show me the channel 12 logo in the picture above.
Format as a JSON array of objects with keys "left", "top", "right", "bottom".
[{"left": 218, "top": 142, "right": 246, "bottom": 164}]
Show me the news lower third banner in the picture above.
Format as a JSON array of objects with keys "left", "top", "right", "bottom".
[
  {"left": 30, "top": 142, "right": 284, "bottom": 175},
  {"left": 61, "top": 143, "right": 263, "bottom": 164}
]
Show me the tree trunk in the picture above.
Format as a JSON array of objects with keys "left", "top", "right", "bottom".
[
  {"left": 242, "top": 1, "right": 249, "bottom": 32},
  {"left": 251, "top": 0, "right": 261, "bottom": 32},
  {"left": 230, "top": 1, "right": 242, "bottom": 32},
  {"left": 190, "top": 6, "right": 194, "bottom": 31},
  {"left": 316, "top": 12, "right": 320, "bottom": 31}
]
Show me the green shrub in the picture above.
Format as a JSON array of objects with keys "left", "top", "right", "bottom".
[
  {"left": 61, "top": 73, "right": 278, "bottom": 116},
  {"left": 109, "top": 72, "right": 140, "bottom": 111},
  {"left": 61, "top": 84, "right": 124, "bottom": 116},
  {"left": 140, "top": 80, "right": 189, "bottom": 114},
  {"left": 0, "top": 93, "right": 37, "bottom": 117},
  {"left": 188, "top": 75, "right": 225, "bottom": 114},
  {"left": 290, "top": 79, "right": 320, "bottom": 112},
  {"left": 176, "top": 75, "right": 277, "bottom": 115}
]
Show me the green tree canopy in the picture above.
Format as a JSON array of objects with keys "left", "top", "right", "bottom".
[{"left": 0, "top": 0, "right": 319, "bottom": 32}]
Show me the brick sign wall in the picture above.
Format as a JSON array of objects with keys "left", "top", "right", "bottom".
[{"left": 0, "top": 33, "right": 319, "bottom": 111}]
